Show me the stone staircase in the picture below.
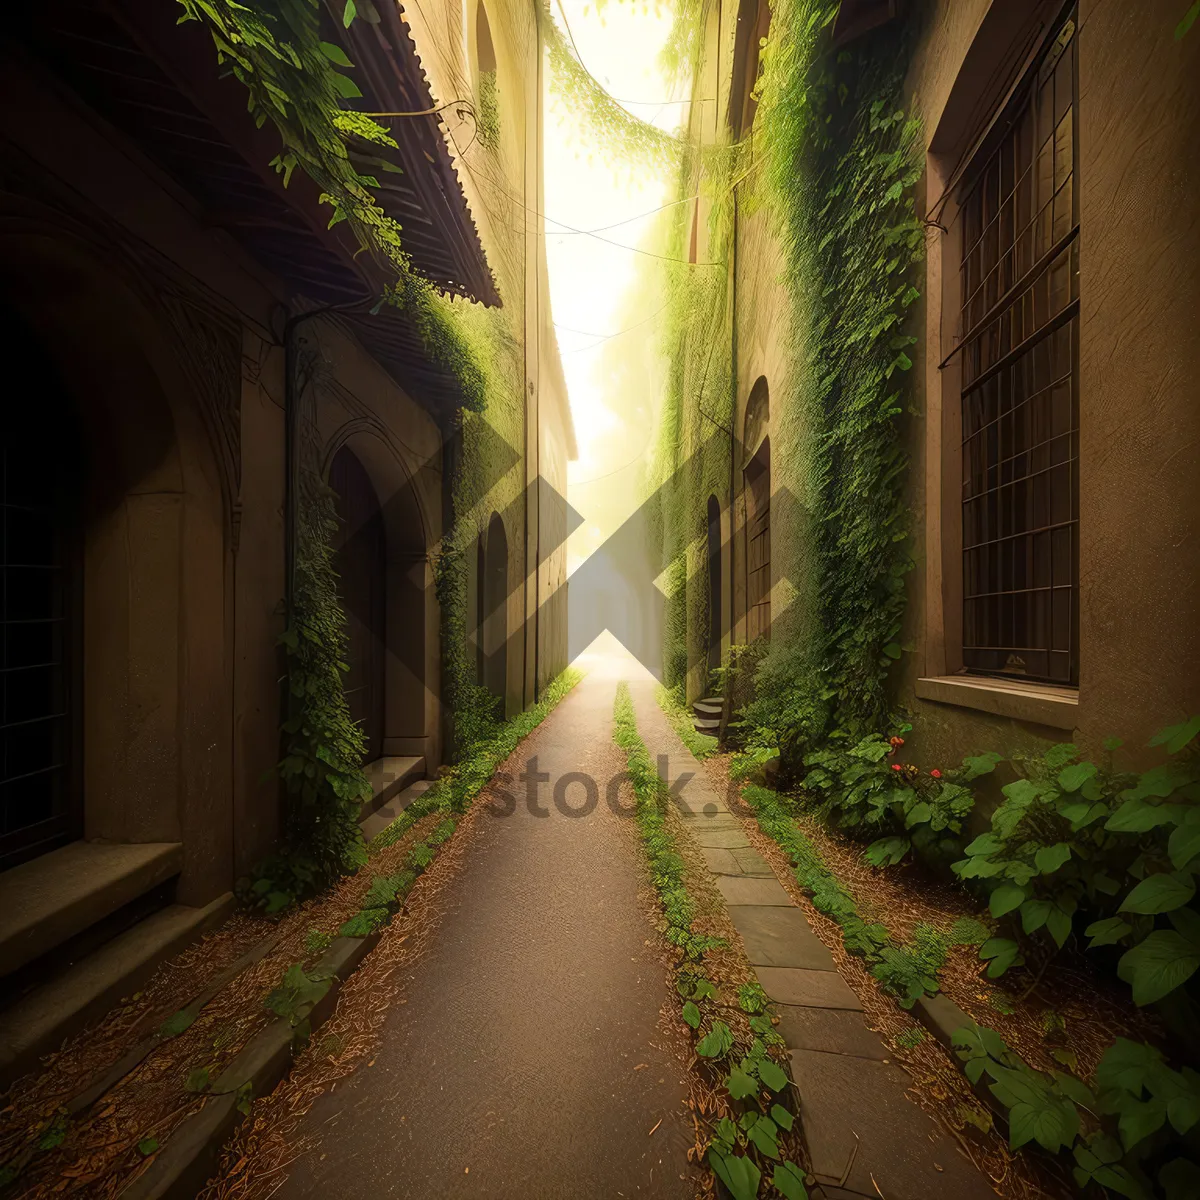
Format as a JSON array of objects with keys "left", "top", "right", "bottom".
[{"left": 692, "top": 696, "right": 723, "bottom": 739}]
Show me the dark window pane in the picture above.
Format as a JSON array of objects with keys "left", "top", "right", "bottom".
[{"left": 959, "top": 8, "right": 1078, "bottom": 685}]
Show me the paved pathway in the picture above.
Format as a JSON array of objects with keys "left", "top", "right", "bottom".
[
  {"left": 629, "top": 681, "right": 997, "bottom": 1200},
  {"left": 276, "top": 665, "right": 696, "bottom": 1200}
]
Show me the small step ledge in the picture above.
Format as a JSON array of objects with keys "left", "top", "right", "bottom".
[
  {"left": 360, "top": 757, "right": 426, "bottom": 821},
  {"left": 694, "top": 717, "right": 721, "bottom": 733},
  {"left": 0, "top": 893, "right": 234, "bottom": 1087},
  {"left": 0, "top": 842, "right": 184, "bottom": 978},
  {"left": 360, "top": 779, "right": 435, "bottom": 843},
  {"left": 693, "top": 698, "right": 723, "bottom": 718}
]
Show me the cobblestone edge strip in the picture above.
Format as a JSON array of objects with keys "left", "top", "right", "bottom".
[{"left": 119, "top": 932, "right": 380, "bottom": 1200}]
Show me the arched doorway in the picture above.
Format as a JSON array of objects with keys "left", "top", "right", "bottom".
[
  {"left": 330, "top": 447, "right": 386, "bottom": 762},
  {"left": 0, "top": 226, "right": 232, "bottom": 897},
  {"left": 0, "top": 309, "right": 83, "bottom": 869},
  {"left": 482, "top": 512, "right": 508, "bottom": 713},
  {"left": 743, "top": 378, "right": 771, "bottom": 643},
  {"left": 706, "top": 494, "right": 722, "bottom": 672}
]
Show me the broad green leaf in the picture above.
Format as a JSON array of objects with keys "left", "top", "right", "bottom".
[
  {"left": 319, "top": 41, "right": 354, "bottom": 68},
  {"left": 772, "top": 1160, "right": 808, "bottom": 1200},
  {"left": 184, "top": 1066, "right": 211, "bottom": 1093},
  {"left": 1008, "top": 1094, "right": 1079, "bottom": 1154},
  {"left": 696, "top": 1021, "right": 734, "bottom": 1058},
  {"left": 707, "top": 1146, "right": 761, "bottom": 1200},
  {"left": 137, "top": 1138, "right": 158, "bottom": 1156},
  {"left": 979, "top": 938, "right": 1023, "bottom": 978},
  {"left": 343, "top": 0, "right": 357, "bottom": 26},
  {"left": 1160, "top": 1157, "right": 1200, "bottom": 1200},
  {"left": 1021, "top": 899, "right": 1052, "bottom": 934},
  {"left": 725, "top": 1068, "right": 758, "bottom": 1100},
  {"left": 1096, "top": 1038, "right": 1163, "bottom": 1094},
  {"left": 1046, "top": 904, "right": 1073, "bottom": 948},
  {"left": 989, "top": 883, "right": 1026, "bottom": 918},
  {"left": 1044, "top": 744, "right": 1080, "bottom": 770},
  {"left": 758, "top": 1057, "right": 789, "bottom": 1092},
  {"left": 770, "top": 1103, "right": 794, "bottom": 1131},
  {"left": 1054, "top": 1072, "right": 1096, "bottom": 1109},
  {"left": 681, "top": 1001, "right": 701, "bottom": 1029},
  {"left": 1117, "top": 932, "right": 1200, "bottom": 1005},
  {"left": 1149, "top": 715, "right": 1200, "bottom": 753},
  {"left": 158, "top": 1008, "right": 197, "bottom": 1037},
  {"left": 964, "top": 832, "right": 1002, "bottom": 856},
  {"left": 1035, "top": 843, "right": 1071, "bottom": 874},
  {"left": 1168, "top": 1090, "right": 1200, "bottom": 1135},
  {"left": 1106, "top": 800, "right": 1186, "bottom": 832},
  {"left": 1085, "top": 916, "right": 1132, "bottom": 947},
  {"left": 962, "top": 752, "right": 1002, "bottom": 779},
  {"left": 1001, "top": 778, "right": 1041, "bottom": 806},
  {"left": 1169, "top": 822, "right": 1200, "bottom": 870},
  {"left": 1118, "top": 1096, "right": 1167, "bottom": 1151},
  {"left": 1120, "top": 872, "right": 1196, "bottom": 915},
  {"left": 905, "top": 801, "right": 932, "bottom": 828},
  {"left": 745, "top": 1114, "right": 780, "bottom": 1158},
  {"left": 864, "top": 836, "right": 910, "bottom": 867},
  {"left": 1058, "top": 762, "right": 1098, "bottom": 793}
]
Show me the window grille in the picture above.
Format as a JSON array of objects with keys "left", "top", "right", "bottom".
[
  {"left": 958, "top": 7, "right": 1079, "bottom": 685},
  {"left": 1, "top": 419, "right": 75, "bottom": 867}
]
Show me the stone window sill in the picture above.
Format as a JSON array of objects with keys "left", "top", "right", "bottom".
[{"left": 915, "top": 675, "right": 1079, "bottom": 731}]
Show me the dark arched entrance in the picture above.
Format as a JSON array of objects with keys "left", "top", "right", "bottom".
[
  {"left": 743, "top": 377, "right": 771, "bottom": 643},
  {"left": 482, "top": 512, "right": 508, "bottom": 713},
  {"left": 0, "top": 309, "right": 82, "bottom": 869},
  {"left": 706, "top": 494, "right": 722, "bottom": 672},
  {"left": 330, "top": 446, "right": 386, "bottom": 761}
]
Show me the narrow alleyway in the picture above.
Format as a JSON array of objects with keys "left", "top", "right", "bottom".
[{"left": 272, "top": 660, "right": 698, "bottom": 1200}]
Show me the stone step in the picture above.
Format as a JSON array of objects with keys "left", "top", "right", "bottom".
[
  {"left": 0, "top": 841, "right": 184, "bottom": 978},
  {"left": 693, "top": 717, "right": 720, "bottom": 733},
  {"left": 0, "top": 893, "right": 234, "bottom": 1088},
  {"left": 360, "top": 756, "right": 426, "bottom": 821},
  {"left": 359, "top": 779, "right": 436, "bottom": 843},
  {"left": 692, "top": 698, "right": 723, "bottom": 718}
]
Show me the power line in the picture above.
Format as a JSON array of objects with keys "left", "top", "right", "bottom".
[{"left": 553, "top": 298, "right": 672, "bottom": 344}]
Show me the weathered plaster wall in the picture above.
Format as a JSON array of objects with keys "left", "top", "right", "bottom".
[
  {"left": 0, "top": 40, "right": 472, "bottom": 898},
  {"left": 897, "top": 0, "right": 1200, "bottom": 769}
]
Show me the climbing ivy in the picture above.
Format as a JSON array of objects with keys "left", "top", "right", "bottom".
[
  {"left": 737, "top": 0, "right": 923, "bottom": 765},
  {"left": 255, "top": 460, "right": 370, "bottom": 910},
  {"left": 177, "top": 0, "right": 488, "bottom": 407}
]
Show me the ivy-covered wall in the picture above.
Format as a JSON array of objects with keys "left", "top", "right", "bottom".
[{"left": 653, "top": 0, "right": 1200, "bottom": 777}]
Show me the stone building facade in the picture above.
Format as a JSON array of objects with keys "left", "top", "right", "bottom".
[
  {"left": 0, "top": 0, "right": 571, "bottom": 1082},
  {"left": 679, "top": 0, "right": 1198, "bottom": 766}
]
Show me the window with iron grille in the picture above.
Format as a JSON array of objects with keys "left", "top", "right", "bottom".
[
  {"left": 958, "top": 6, "right": 1079, "bottom": 685},
  {"left": 1, "top": 390, "right": 79, "bottom": 869}
]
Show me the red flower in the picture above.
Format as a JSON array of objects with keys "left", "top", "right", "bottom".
[
  {"left": 889, "top": 736, "right": 905, "bottom": 747},
  {"left": 891, "top": 763, "right": 903, "bottom": 771},
  {"left": 930, "top": 769, "right": 942, "bottom": 779}
]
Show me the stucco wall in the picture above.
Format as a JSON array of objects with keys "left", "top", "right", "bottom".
[
  {"left": 0, "top": 37, "right": 471, "bottom": 897},
  {"left": 897, "top": 0, "right": 1200, "bottom": 769}
]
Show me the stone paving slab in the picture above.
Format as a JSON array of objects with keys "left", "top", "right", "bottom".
[
  {"left": 692, "top": 828, "right": 753, "bottom": 849},
  {"left": 773, "top": 1006, "right": 889, "bottom": 1061},
  {"left": 754, "top": 966, "right": 863, "bottom": 1011},
  {"left": 716, "top": 875, "right": 793, "bottom": 907},
  {"left": 631, "top": 681, "right": 998, "bottom": 1200},
  {"left": 790, "top": 1048, "right": 996, "bottom": 1200},
  {"left": 732, "top": 848, "right": 775, "bottom": 876},
  {"left": 701, "top": 847, "right": 775, "bottom": 878},
  {"left": 727, "top": 906, "right": 835, "bottom": 970}
]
